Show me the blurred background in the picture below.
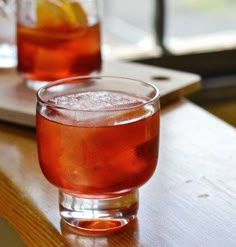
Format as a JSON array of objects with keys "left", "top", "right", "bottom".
[
  {"left": 102, "top": 0, "right": 236, "bottom": 56},
  {"left": 0, "top": 0, "right": 16, "bottom": 68},
  {"left": 102, "top": 0, "right": 236, "bottom": 126}
]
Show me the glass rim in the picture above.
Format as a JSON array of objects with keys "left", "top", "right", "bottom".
[{"left": 37, "top": 75, "right": 160, "bottom": 112}]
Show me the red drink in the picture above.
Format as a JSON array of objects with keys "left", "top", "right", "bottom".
[
  {"left": 37, "top": 91, "right": 159, "bottom": 196},
  {"left": 17, "top": 0, "right": 101, "bottom": 81},
  {"left": 17, "top": 24, "right": 101, "bottom": 81},
  {"left": 36, "top": 76, "right": 160, "bottom": 232}
]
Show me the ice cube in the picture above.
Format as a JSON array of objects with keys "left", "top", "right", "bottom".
[
  {"left": 48, "top": 91, "right": 145, "bottom": 110},
  {"left": 44, "top": 91, "right": 151, "bottom": 126}
]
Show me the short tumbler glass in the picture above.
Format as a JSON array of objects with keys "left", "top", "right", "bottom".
[
  {"left": 36, "top": 76, "right": 160, "bottom": 234},
  {"left": 17, "top": 0, "right": 101, "bottom": 90}
]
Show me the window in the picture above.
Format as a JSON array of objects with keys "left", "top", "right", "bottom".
[
  {"left": 102, "top": 0, "right": 236, "bottom": 75},
  {"left": 166, "top": 0, "right": 236, "bottom": 53}
]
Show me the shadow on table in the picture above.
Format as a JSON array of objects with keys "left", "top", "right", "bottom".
[{"left": 61, "top": 218, "right": 140, "bottom": 246}]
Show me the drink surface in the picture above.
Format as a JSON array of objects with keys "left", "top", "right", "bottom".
[
  {"left": 37, "top": 91, "right": 159, "bottom": 196},
  {"left": 17, "top": 0, "right": 101, "bottom": 81}
]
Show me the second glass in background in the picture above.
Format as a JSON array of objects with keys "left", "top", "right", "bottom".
[{"left": 16, "top": 0, "right": 102, "bottom": 88}]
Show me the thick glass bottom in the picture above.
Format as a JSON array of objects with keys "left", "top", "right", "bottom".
[{"left": 59, "top": 190, "right": 139, "bottom": 235}]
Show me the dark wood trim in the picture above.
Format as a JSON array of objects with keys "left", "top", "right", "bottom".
[{"left": 134, "top": 49, "right": 236, "bottom": 77}]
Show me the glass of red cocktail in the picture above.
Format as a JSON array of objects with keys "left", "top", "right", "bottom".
[
  {"left": 17, "top": 0, "right": 101, "bottom": 90},
  {"left": 36, "top": 76, "right": 160, "bottom": 234}
]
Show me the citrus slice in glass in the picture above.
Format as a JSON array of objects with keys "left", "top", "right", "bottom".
[
  {"left": 69, "top": 1, "right": 88, "bottom": 27},
  {"left": 37, "top": 0, "right": 88, "bottom": 30}
]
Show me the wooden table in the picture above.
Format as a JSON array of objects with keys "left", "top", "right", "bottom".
[
  {"left": 0, "top": 100, "right": 235, "bottom": 246},
  {"left": 0, "top": 62, "right": 236, "bottom": 246}
]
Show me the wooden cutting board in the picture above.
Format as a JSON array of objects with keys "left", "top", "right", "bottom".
[{"left": 0, "top": 61, "right": 200, "bottom": 127}]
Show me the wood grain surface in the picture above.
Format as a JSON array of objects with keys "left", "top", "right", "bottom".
[
  {"left": 0, "top": 100, "right": 235, "bottom": 246},
  {"left": 0, "top": 62, "right": 200, "bottom": 127}
]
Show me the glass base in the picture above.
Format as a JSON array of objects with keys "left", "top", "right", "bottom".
[{"left": 59, "top": 190, "right": 139, "bottom": 234}]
